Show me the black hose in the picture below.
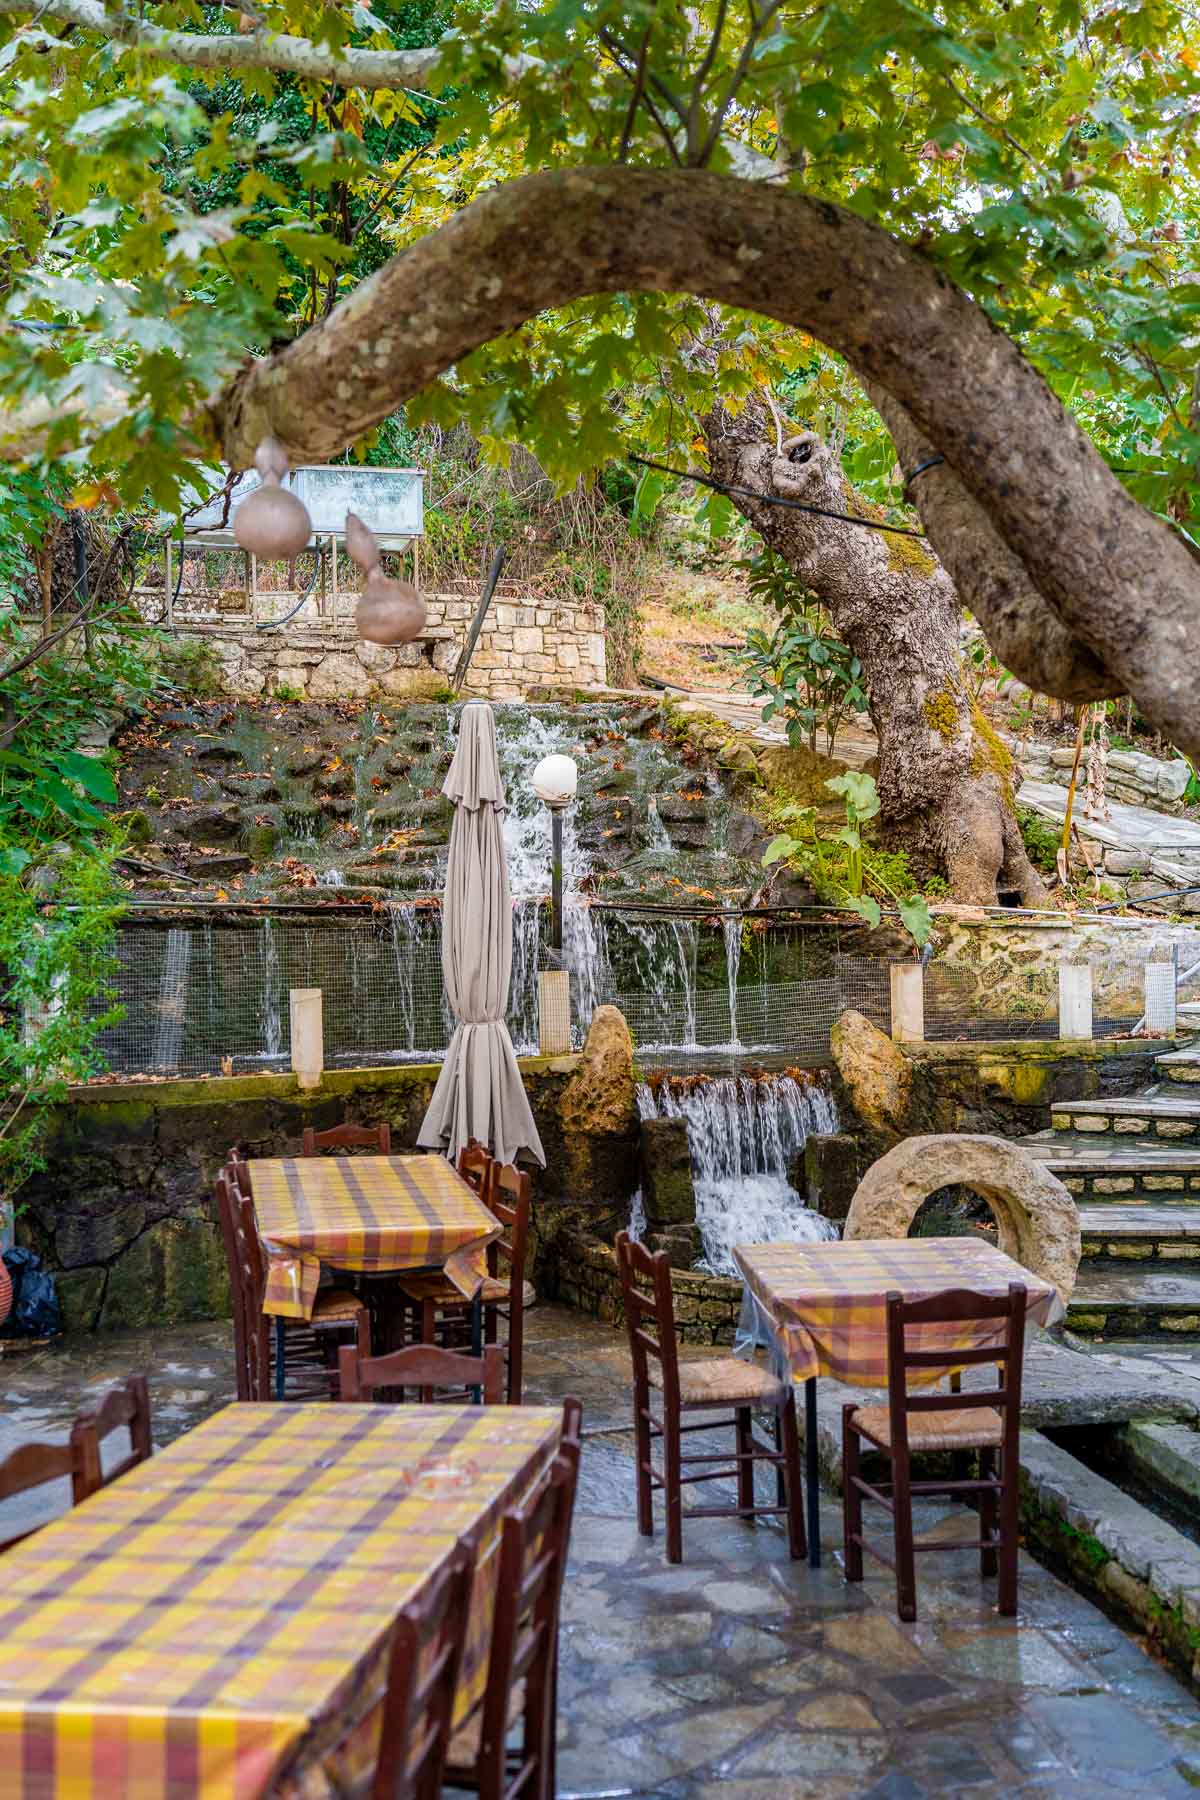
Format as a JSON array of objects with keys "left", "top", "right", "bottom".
[{"left": 255, "top": 554, "right": 322, "bottom": 632}]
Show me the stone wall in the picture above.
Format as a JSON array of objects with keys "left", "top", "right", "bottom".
[
  {"left": 537, "top": 1218, "right": 744, "bottom": 1346},
  {"left": 1017, "top": 741, "right": 1191, "bottom": 812},
  {"left": 928, "top": 911, "right": 1200, "bottom": 1022},
  {"left": 176, "top": 588, "right": 606, "bottom": 701},
  {"left": 19, "top": 1054, "right": 638, "bottom": 1335}
]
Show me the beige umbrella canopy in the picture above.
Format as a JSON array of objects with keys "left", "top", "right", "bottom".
[{"left": 418, "top": 701, "right": 546, "bottom": 1168}]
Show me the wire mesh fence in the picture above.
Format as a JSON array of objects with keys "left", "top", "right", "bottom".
[{"left": 84, "top": 913, "right": 1171, "bottom": 1079}]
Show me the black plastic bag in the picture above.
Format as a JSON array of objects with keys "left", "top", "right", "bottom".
[{"left": 0, "top": 1247, "right": 63, "bottom": 1339}]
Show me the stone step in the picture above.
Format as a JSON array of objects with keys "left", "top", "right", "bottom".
[
  {"left": 1023, "top": 1132, "right": 1200, "bottom": 1203},
  {"left": 1049, "top": 1087, "right": 1200, "bottom": 1139},
  {"left": 1156, "top": 1045, "right": 1200, "bottom": 1084},
  {"left": 1078, "top": 1203, "right": 1200, "bottom": 1262},
  {"left": 1066, "top": 1264, "right": 1200, "bottom": 1339}
]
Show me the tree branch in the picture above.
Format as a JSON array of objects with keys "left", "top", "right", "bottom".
[
  {"left": 0, "top": 0, "right": 530, "bottom": 91},
  {"left": 209, "top": 165, "right": 1200, "bottom": 755}
]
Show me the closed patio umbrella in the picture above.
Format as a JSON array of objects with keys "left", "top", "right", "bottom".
[{"left": 418, "top": 701, "right": 546, "bottom": 1168}]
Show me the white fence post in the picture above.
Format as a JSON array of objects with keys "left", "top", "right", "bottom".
[
  {"left": 1144, "top": 954, "right": 1177, "bottom": 1038},
  {"left": 1058, "top": 960, "right": 1093, "bottom": 1040},
  {"left": 290, "top": 988, "right": 324, "bottom": 1088},
  {"left": 538, "top": 969, "right": 572, "bottom": 1056},
  {"left": 890, "top": 962, "right": 925, "bottom": 1042}
]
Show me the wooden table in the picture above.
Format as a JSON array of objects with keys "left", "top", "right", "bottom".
[
  {"left": 733, "top": 1237, "right": 1062, "bottom": 1569},
  {"left": 0, "top": 1402, "right": 562, "bottom": 1798},
  {"left": 247, "top": 1154, "right": 500, "bottom": 1322}
]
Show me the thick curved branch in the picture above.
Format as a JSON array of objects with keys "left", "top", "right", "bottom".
[
  {"left": 212, "top": 165, "right": 1200, "bottom": 754},
  {"left": 0, "top": 0, "right": 479, "bottom": 88},
  {"left": 863, "top": 381, "right": 1121, "bottom": 704}
]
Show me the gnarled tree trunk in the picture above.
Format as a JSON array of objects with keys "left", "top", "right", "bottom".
[{"left": 703, "top": 405, "right": 1046, "bottom": 905}]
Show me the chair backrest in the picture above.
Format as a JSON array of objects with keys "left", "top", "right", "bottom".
[
  {"left": 474, "top": 1425, "right": 582, "bottom": 1799},
  {"left": 0, "top": 1437, "right": 90, "bottom": 1553},
  {"left": 489, "top": 1162, "right": 532, "bottom": 1291},
  {"left": 614, "top": 1230, "right": 680, "bottom": 1405},
  {"left": 302, "top": 1122, "right": 392, "bottom": 1156},
  {"left": 72, "top": 1377, "right": 152, "bottom": 1499},
  {"left": 225, "top": 1147, "right": 252, "bottom": 1196},
  {"left": 372, "top": 1543, "right": 476, "bottom": 1800},
  {"left": 884, "top": 1284, "right": 1028, "bottom": 1464},
  {"left": 457, "top": 1138, "right": 496, "bottom": 1200},
  {"left": 215, "top": 1171, "right": 270, "bottom": 1402},
  {"left": 338, "top": 1342, "right": 505, "bottom": 1404}
]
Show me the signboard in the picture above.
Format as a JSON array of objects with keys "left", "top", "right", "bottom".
[{"left": 184, "top": 466, "right": 424, "bottom": 547}]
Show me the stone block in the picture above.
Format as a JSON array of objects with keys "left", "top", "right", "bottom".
[
  {"left": 308, "top": 652, "right": 370, "bottom": 699},
  {"left": 1093, "top": 1176, "right": 1135, "bottom": 1192},
  {"left": 1144, "top": 1175, "right": 1185, "bottom": 1190},
  {"left": 802, "top": 1133, "right": 860, "bottom": 1222},
  {"left": 56, "top": 1199, "right": 147, "bottom": 1269},
  {"left": 98, "top": 1229, "right": 160, "bottom": 1332},
  {"left": 648, "top": 1225, "right": 703, "bottom": 1270},
  {"left": 1156, "top": 1120, "right": 1197, "bottom": 1137},
  {"left": 161, "top": 1217, "right": 230, "bottom": 1321},
  {"left": 512, "top": 627, "right": 544, "bottom": 654},
  {"left": 1113, "top": 1117, "right": 1149, "bottom": 1133},
  {"left": 55, "top": 1266, "right": 107, "bottom": 1333},
  {"left": 1073, "top": 1116, "right": 1109, "bottom": 1131},
  {"left": 640, "top": 1116, "right": 695, "bottom": 1227}
]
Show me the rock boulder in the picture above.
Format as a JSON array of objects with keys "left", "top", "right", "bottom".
[{"left": 830, "top": 1008, "right": 912, "bottom": 1137}]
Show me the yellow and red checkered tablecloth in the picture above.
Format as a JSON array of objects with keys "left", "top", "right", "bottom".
[
  {"left": 0, "top": 1401, "right": 562, "bottom": 1800},
  {"left": 248, "top": 1155, "right": 501, "bottom": 1320},
  {"left": 734, "top": 1237, "right": 1062, "bottom": 1387}
]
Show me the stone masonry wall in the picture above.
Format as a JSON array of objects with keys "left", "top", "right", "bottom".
[
  {"left": 20, "top": 1054, "right": 637, "bottom": 1335},
  {"left": 172, "top": 589, "right": 606, "bottom": 701},
  {"left": 929, "top": 912, "right": 1200, "bottom": 1022}
]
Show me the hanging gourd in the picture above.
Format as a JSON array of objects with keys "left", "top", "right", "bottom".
[
  {"left": 233, "top": 437, "right": 313, "bottom": 560},
  {"left": 345, "top": 509, "right": 427, "bottom": 645}
]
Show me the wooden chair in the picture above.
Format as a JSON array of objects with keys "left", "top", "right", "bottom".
[
  {"left": 842, "top": 1283, "right": 1028, "bottom": 1622},
  {"left": 615, "top": 1231, "right": 805, "bottom": 1565},
  {"left": 338, "top": 1342, "right": 506, "bottom": 1405},
  {"left": 215, "top": 1171, "right": 370, "bottom": 1401},
  {"left": 371, "top": 1543, "right": 476, "bottom": 1800},
  {"left": 73, "top": 1376, "right": 152, "bottom": 1498},
  {"left": 399, "top": 1161, "right": 531, "bottom": 1404},
  {"left": 0, "top": 1436, "right": 91, "bottom": 1552},
  {"left": 457, "top": 1138, "right": 496, "bottom": 1199},
  {"left": 444, "top": 1396, "right": 583, "bottom": 1800},
  {"left": 301, "top": 1122, "right": 392, "bottom": 1156}
]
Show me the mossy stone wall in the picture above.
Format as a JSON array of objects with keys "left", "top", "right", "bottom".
[{"left": 21, "top": 1055, "right": 628, "bottom": 1334}]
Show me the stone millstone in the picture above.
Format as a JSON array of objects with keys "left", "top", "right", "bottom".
[
  {"left": 830, "top": 1008, "right": 912, "bottom": 1136},
  {"left": 844, "top": 1132, "right": 1081, "bottom": 1305}
]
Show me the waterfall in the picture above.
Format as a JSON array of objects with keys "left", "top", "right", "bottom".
[
  {"left": 722, "top": 914, "right": 742, "bottom": 1049},
  {"left": 388, "top": 903, "right": 419, "bottom": 1054},
  {"left": 151, "top": 928, "right": 191, "bottom": 1070},
  {"left": 258, "top": 918, "right": 283, "bottom": 1060},
  {"left": 637, "top": 1069, "right": 839, "bottom": 1275}
]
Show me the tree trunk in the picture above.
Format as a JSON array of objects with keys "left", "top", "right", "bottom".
[{"left": 702, "top": 405, "right": 1046, "bottom": 906}]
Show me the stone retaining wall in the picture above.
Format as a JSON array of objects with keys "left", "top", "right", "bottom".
[
  {"left": 171, "top": 589, "right": 606, "bottom": 701},
  {"left": 1017, "top": 741, "right": 1191, "bottom": 812},
  {"left": 930, "top": 912, "right": 1200, "bottom": 1021},
  {"left": 537, "top": 1221, "right": 743, "bottom": 1346},
  {"left": 19, "top": 1055, "right": 637, "bottom": 1335}
]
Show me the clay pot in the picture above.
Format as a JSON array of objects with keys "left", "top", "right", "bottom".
[
  {"left": 356, "top": 568, "right": 427, "bottom": 645},
  {"left": 233, "top": 436, "right": 312, "bottom": 559}
]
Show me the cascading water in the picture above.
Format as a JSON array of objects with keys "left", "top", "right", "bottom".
[
  {"left": 152, "top": 928, "right": 191, "bottom": 1070},
  {"left": 638, "top": 1069, "right": 839, "bottom": 1274},
  {"left": 258, "top": 917, "right": 283, "bottom": 1060},
  {"left": 722, "top": 914, "right": 742, "bottom": 1050}
]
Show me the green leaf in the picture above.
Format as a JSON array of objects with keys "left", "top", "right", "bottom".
[
  {"left": 54, "top": 753, "right": 118, "bottom": 804},
  {"left": 842, "top": 895, "right": 882, "bottom": 929},
  {"left": 763, "top": 834, "right": 801, "bottom": 866},
  {"left": 898, "top": 895, "right": 933, "bottom": 949}
]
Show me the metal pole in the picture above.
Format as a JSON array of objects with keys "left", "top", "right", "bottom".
[{"left": 550, "top": 806, "right": 564, "bottom": 960}]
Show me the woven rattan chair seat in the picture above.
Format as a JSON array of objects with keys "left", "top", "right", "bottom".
[
  {"left": 849, "top": 1403, "right": 1004, "bottom": 1453},
  {"left": 649, "top": 1357, "right": 789, "bottom": 1409},
  {"left": 310, "top": 1288, "right": 367, "bottom": 1326}
]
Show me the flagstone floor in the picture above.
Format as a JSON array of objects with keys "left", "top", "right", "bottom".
[{"left": 3, "top": 1305, "right": 1199, "bottom": 1796}]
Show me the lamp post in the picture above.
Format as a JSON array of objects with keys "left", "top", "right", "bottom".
[{"left": 531, "top": 752, "right": 578, "bottom": 1053}]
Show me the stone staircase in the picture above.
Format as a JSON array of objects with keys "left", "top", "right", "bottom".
[{"left": 1023, "top": 1045, "right": 1200, "bottom": 1339}]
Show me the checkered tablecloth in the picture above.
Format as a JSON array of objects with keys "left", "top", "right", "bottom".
[
  {"left": 733, "top": 1237, "right": 1062, "bottom": 1387},
  {"left": 0, "top": 1402, "right": 562, "bottom": 1799},
  {"left": 248, "top": 1155, "right": 501, "bottom": 1321}
]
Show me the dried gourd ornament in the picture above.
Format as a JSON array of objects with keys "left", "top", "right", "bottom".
[
  {"left": 233, "top": 437, "right": 313, "bottom": 559},
  {"left": 345, "top": 511, "right": 427, "bottom": 645}
]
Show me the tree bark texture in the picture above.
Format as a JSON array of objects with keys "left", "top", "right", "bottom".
[
  {"left": 702, "top": 406, "right": 1047, "bottom": 906},
  {"left": 212, "top": 166, "right": 1200, "bottom": 756}
]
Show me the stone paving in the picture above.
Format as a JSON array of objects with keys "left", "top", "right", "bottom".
[{"left": 3, "top": 1307, "right": 1200, "bottom": 1795}]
